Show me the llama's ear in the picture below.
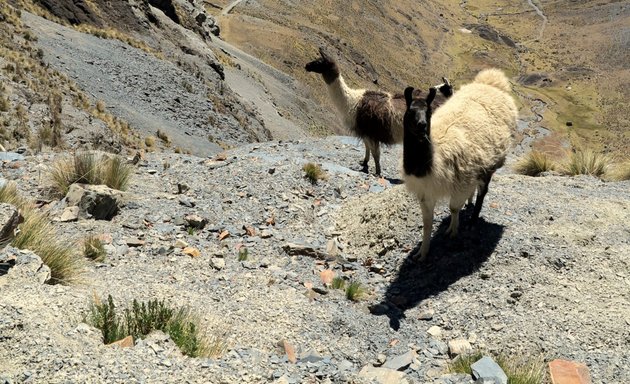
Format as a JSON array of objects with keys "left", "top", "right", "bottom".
[
  {"left": 427, "top": 87, "right": 437, "bottom": 106},
  {"left": 404, "top": 87, "right": 415, "bottom": 108}
]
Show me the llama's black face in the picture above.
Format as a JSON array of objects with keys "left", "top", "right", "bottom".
[
  {"left": 305, "top": 48, "right": 339, "bottom": 83},
  {"left": 404, "top": 87, "right": 435, "bottom": 133}
]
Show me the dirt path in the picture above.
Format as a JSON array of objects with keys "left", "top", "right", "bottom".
[
  {"left": 221, "top": 0, "right": 246, "bottom": 16},
  {"left": 527, "top": 0, "right": 548, "bottom": 41},
  {"left": 210, "top": 37, "right": 309, "bottom": 140}
]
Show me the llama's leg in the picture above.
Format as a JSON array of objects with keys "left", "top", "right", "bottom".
[
  {"left": 472, "top": 171, "right": 495, "bottom": 223},
  {"left": 360, "top": 139, "right": 370, "bottom": 172},
  {"left": 413, "top": 198, "right": 435, "bottom": 261},
  {"left": 372, "top": 142, "right": 382, "bottom": 176},
  {"left": 446, "top": 193, "right": 469, "bottom": 238}
]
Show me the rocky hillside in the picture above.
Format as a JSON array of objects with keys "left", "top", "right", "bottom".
[
  {"left": 1, "top": 1, "right": 629, "bottom": 383},
  {"left": 1, "top": 139, "right": 629, "bottom": 383}
]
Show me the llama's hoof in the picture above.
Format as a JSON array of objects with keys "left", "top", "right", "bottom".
[{"left": 412, "top": 245, "right": 429, "bottom": 262}]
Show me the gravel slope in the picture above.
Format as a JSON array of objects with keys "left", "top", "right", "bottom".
[
  {"left": 1, "top": 138, "right": 628, "bottom": 383},
  {"left": 23, "top": 12, "right": 269, "bottom": 157}
]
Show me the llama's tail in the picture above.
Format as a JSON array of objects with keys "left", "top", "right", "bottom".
[{"left": 473, "top": 68, "right": 511, "bottom": 93}]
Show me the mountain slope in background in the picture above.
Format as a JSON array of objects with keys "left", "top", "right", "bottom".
[{"left": 214, "top": 0, "right": 629, "bottom": 161}]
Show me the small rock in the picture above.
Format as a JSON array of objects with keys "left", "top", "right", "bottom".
[
  {"left": 282, "top": 243, "right": 330, "bottom": 260},
  {"left": 177, "top": 183, "right": 190, "bottom": 194},
  {"left": 218, "top": 230, "right": 230, "bottom": 240},
  {"left": 326, "top": 239, "right": 339, "bottom": 257},
  {"left": 491, "top": 323, "right": 505, "bottom": 332},
  {"left": 260, "top": 230, "right": 273, "bottom": 238},
  {"left": 126, "top": 238, "right": 145, "bottom": 247},
  {"left": 280, "top": 340, "right": 297, "bottom": 364},
  {"left": 427, "top": 326, "right": 442, "bottom": 338},
  {"left": 107, "top": 335, "right": 134, "bottom": 348},
  {"left": 210, "top": 258, "right": 225, "bottom": 270},
  {"left": 185, "top": 214, "right": 208, "bottom": 229},
  {"left": 471, "top": 356, "right": 508, "bottom": 384},
  {"left": 382, "top": 350, "right": 417, "bottom": 371},
  {"left": 179, "top": 196, "right": 195, "bottom": 207},
  {"left": 299, "top": 350, "right": 325, "bottom": 364},
  {"left": 174, "top": 239, "right": 188, "bottom": 248},
  {"left": 66, "top": 184, "right": 124, "bottom": 220},
  {"left": 418, "top": 308, "right": 434, "bottom": 320},
  {"left": 59, "top": 206, "right": 80, "bottom": 222},
  {"left": 183, "top": 247, "right": 201, "bottom": 258},
  {"left": 448, "top": 339, "right": 472, "bottom": 357},
  {"left": 548, "top": 359, "right": 592, "bottom": 384}
]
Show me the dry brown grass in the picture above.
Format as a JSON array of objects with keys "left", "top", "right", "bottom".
[
  {"left": 0, "top": 182, "right": 84, "bottom": 284},
  {"left": 562, "top": 149, "right": 610, "bottom": 178},
  {"left": 50, "top": 152, "right": 133, "bottom": 196},
  {"left": 514, "top": 151, "right": 556, "bottom": 176}
]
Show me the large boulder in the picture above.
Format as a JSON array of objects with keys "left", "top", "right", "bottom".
[{"left": 65, "top": 184, "right": 126, "bottom": 220}]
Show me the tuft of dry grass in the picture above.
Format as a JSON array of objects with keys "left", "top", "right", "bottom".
[
  {"left": 303, "top": 162, "right": 327, "bottom": 184},
  {"left": 604, "top": 161, "right": 630, "bottom": 181},
  {"left": 345, "top": 281, "right": 365, "bottom": 301},
  {"left": 562, "top": 149, "right": 609, "bottom": 177},
  {"left": 144, "top": 136, "right": 156, "bottom": 148},
  {"left": 156, "top": 129, "right": 171, "bottom": 144},
  {"left": 50, "top": 152, "right": 132, "bottom": 196},
  {"left": 514, "top": 151, "right": 556, "bottom": 176},
  {"left": 0, "top": 182, "right": 83, "bottom": 284},
  {"left": 83, "top": 235, "right": 106, "bottom": 262}
]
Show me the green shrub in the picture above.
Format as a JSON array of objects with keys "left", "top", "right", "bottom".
[
  {"left": 449, "top": 352, "right": 547, "bottom": 384},
  {"left": 238, "top": 247, "right": 249, "bottom": 261},
  {"left": 50, "top": 152, "right": 132, "bottom": 196},
  {"left": 563, "top": 149, "right": 609, "bottom": 177},
  {"left": 331, "top": 277, "right": 346, "bottom": 290},
  {"left": 87, "top": 295, "right": 225, "bottom": 357},
  {"left": 345, "top": 281, "right": 365, "bottom": 301},
  {"left": 0, "top": 182, "right": 83, "bottom": 284},
  {"left": 83, "top": 235, "right": 106, "bottom": 262},
  {"left": 514, "top": 151, "right": 555, "bottom": 176},
  {"left": 303, "top": 162, "right": 326, "bottom": 184}
]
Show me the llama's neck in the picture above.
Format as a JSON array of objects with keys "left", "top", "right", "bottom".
[
  {"left": 326, "top": 75, "right": 364, "bottom": 121},
  {"left": 403, "top": 123, "right": 433, "bottom": 178}
]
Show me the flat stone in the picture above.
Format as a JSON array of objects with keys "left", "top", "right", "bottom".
[
  {"left": 280, "top": 340, "right": 297, "bottom": 364},
  {"left": 282, "top": 242, "right": 330, "bottom": 260},
  {"left": 59, "top": 206, "right": 80, "bottom": 222},
  {"left": 174, "top": 239, "right": 188, "bottom": 248},
  {"left": 126, "top": 238, "right": 145, "bottom": 247},
  {"left": 427, "top": 325, "right": 442, "bottom": 338},
  {"left": 382, "top": 350, "right": 417, "bottom": 371},
  {"left": 358, "top": 365, "right": 408, "bottom": 384},
  {"left": 108, "top": 335, "right": 134, "bottom": 348},
  {"left": 549, "top": 359, "right": 592, "bottom": 384},
  {"left": 471, "top": 356, "right": 508, "bottom": 384},
  {"left": 182, "top": 247, "right": 201, "bottom": 258},
  {"left": 185, "top": 214, "right": 208, "bottom": 229}
]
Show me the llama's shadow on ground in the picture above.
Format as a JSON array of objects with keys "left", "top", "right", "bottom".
[{"left": 374, "top": 211, "right": 504, "bottom": 330}]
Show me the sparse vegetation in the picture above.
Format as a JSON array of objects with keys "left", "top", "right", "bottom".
[
  {"left": 96, "top": 100, "right": 106, "bottom": 113},
  {"left": 0, "top": 97, "right": 9, "bottom": 112},
  {"left": 156, "top": 129, "right": 171, "bottom": 144},
  {"left": 345, "top": 281, "right": 365, "bottom": 301},
  {"left": 145, "top": 136, "right": 156, "bottom": 148},
  {"left": 238, "top": 247, "right": 249, "bottom": 261},
  {"left": 83, "top": 235, "right": 106, "bottom": 262},
  {"left": 50, "top": 152, "right": 132, "bottom": 196},
  {"left": 0, "top": 181, "right": 83, "bottom": 284},
  {"left": 562, "top": 149, "right": 609, "bottom": 177},
  {"left": 514, "top": 150, "right": 556, "bottom": 176},
  {"left": 87, "top": 295, "right": 225, "bottom": 357},
  {"left": 449, "top": 352, "right": 547, "bottom": 384},
  {"left": 331, "top": 277, "right": 346, "bottom": 290},
  {"left": 605, "top": 161, "right": 630, "bottom": 181},
  {"left": 302, "top": 162, "right": 326, "bottom": 184}
]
